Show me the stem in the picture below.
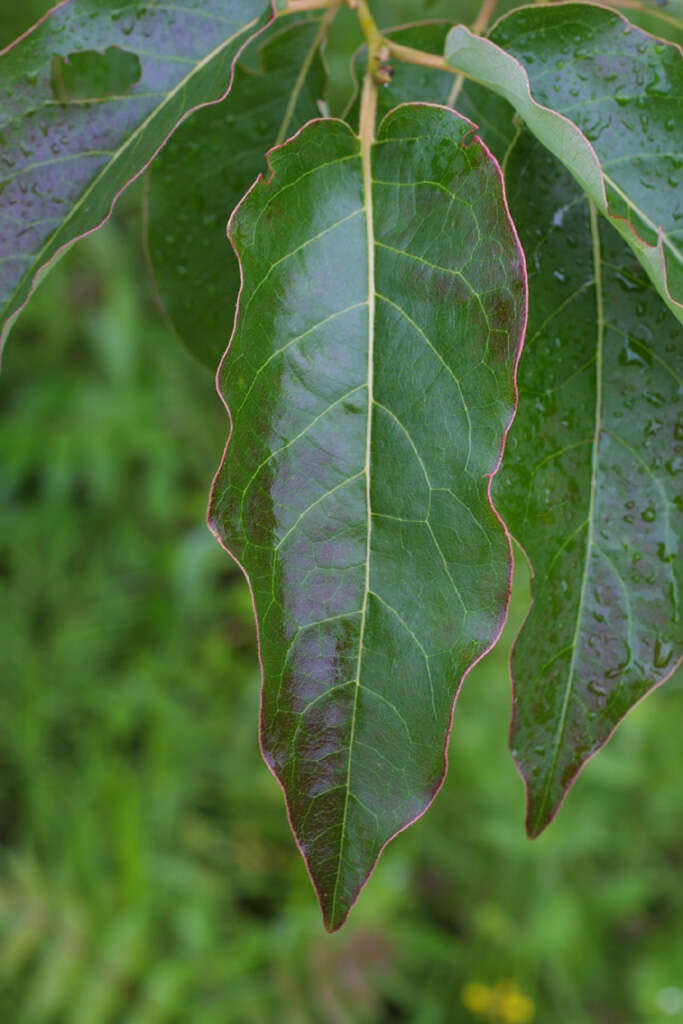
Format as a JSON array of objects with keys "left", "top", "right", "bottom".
[
  {"left": 279, "top": 0, "right": 498, "bottom": 97},
  {"left": 601, "top": 0, "right": 683, "bottom": 30},
  {"left": 471, "top": 0, "right": 499, "bottom": 34},
  {"left": 359, "top": 71, "right": 378, "bottom": 150},
  {"left": 348, "top": 0, "right": 393, "bottom": 85},
  {"left": 387, "top": 40, "right": 483, "bottom": 93},
  {"left": 448, "top": 0, "right": 499, "bottom": 105},
  {"left": 349, "top": 0, "right": 383, "bottom": 53},
  {"left": 279, "top": 0, "right": 332, "bottom": 12},
  {"left": 385, "top": 41, "right": 451, "bottom": 72}
]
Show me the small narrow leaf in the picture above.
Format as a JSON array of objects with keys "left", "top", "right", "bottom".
[
  {"left": 494, "top": 132, "right": 683, "bottom": 836},
  {"left": 445, "top": 4, "right": 683, "bottom": 323},
  {"left": 0, "top": 0, "right": 274, "bottom": 349},
  {"left": 145, "top": 17, "right": 327, "bottom": 368},
  {"left": 209, "top": 107, "right": 526, "bottom": 929}
]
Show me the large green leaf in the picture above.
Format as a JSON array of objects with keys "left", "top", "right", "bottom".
[
  {"left": 0, "top": 0, "right": 274, "bottom": 350},
  {"left": 208, "top": 106, "right": 526, "bottom": 929},
  {"left": 444, "top": 3, "right": 683, "bottom": 323},
  {"left": 495, "top": 131, "right": 682, "bottom": 836},
  {"left": 144, "top": 16, "right": 328, "bottom": 369}
]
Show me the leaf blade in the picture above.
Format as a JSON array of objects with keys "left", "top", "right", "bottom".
[
  {"left": 208, "top": 106, "right": 527, "bottom": 929},
  {"left": 494, "top": 130, "right": 683, "bottom": 836},
  {"left": 444, "top": 3, "right": 683, "bottom": 323},
  {"left": 0, "top": 0, "right": 274, "bottom": 349}
]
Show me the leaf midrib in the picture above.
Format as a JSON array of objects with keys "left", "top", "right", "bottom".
[
  {"left": 530, "top": 198, "right": 605, "bottom": 835},
  {"left": 329, "top": 124, "right": 374, "bottom": 926}
]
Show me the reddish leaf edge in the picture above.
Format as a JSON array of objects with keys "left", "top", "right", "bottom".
[
  {"left": 459, "top": 0, "right": 683, "bottom": 322},
  {"left": 207, "top": 103, "right": 529, "bottom": 931},
  {"left": 0, "top": 0, "right": 279, "bottom": 358},
  {"left": 507, "top": 537, "right": 683, "bottom": 839}
]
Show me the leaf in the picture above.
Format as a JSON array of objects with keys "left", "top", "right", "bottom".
[
  {"left": 493, "top": 130, "right": 683, "bottom": 836},
  {"left": 618, "top": 0, "right": 683, "bottom": 47},
  {"left": 374, "top": 0, "right": 484, "bottom": 27},
  {"left": 373, "top": 0, "right": 526, "bottom": 30},
  {"left": 208, "top": 106, "right": 527, "bottom": 929},
  {"left": 444, "top": 4, "right": 683, "bottom": 323},
  {"left": 144, "top": 16, "right": 328, "bottom": 369},
  {"left": 0, "top": 0, "right": 275, "bottom": 350}
]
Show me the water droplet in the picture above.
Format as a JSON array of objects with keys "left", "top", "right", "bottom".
[
  {"left": 654, "top": 636, "right": 673, "bottom": 669},
  {"left": 657, "top": 542, "right": 673, "bottom": 563},
  {"left": 641, "top": 506, "right": 656, "bottom": 522},
  {"left": 619, "top": 339, "right": 651, "bottom": 366}
]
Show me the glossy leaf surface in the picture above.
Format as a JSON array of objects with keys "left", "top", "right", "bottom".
[
  {"left": 495, "top": 133, "right": 683, "bottom": 836},
  {"left": 145, "top": 17, "right": 327, "bottom": 369},
  {"left": 445, "top": 3, "right": 683, "bottom": 322},
  {"left": 209, "top": 107, "right": 526, "bottom": 929},
  {"left": 0, "top": 0, "right": 273, "bottom": 348}
]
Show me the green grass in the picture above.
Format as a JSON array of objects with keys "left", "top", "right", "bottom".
[
  {"left": 1, "top": 187, "right": 682, "bottom": 1024},
  {"left": 2, "top": 4, "right": 683, "bottom": 1021}
]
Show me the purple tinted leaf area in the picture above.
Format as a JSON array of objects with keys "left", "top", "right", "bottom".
[{"left": 0, "top": 0, "right": 272, "bottom": 347}]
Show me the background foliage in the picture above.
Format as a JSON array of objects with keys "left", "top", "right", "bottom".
[{"left": 2, "top": 2, "right": 683, "bottom": 1021}]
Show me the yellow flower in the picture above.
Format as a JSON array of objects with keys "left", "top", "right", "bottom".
[
  {"left": 462, "top": 982, "right": 495, "bottom": 1016},
  {"left": 461, "top": 978, "right": 535, "bottom": 1023},
  {"left": 496, "top": 979, "right": 535, "bottom": 1024}
]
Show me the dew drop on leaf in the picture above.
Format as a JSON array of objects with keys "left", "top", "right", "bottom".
[{"left": 654, "top": 636, "right": 674, "bottom": 669}]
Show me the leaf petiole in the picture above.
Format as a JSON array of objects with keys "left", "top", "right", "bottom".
[
  {"left": 279, "top": 0, "right": 334, "bottom": 12},
  {"left": 279, "top": 0, "right": 492, "bottom": 88}
]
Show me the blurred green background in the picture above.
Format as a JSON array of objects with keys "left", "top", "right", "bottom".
[{"left": 2, "top": 3, "right": 683, "bottom": 1022}]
